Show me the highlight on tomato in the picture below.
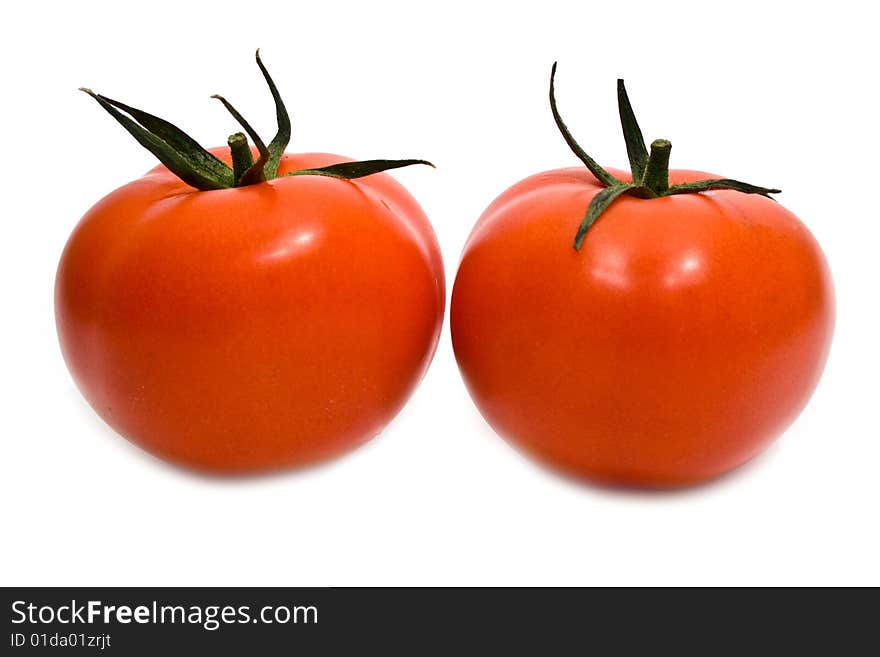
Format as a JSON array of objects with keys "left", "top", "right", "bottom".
[
  {"left": 56, "top": 51, "right": 444, "bottom": 473},
  {"left": 450, "top": 64, "right": 834, "bottom": 488}
]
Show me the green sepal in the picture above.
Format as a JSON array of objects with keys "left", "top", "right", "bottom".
[
  {"left": 573, "top": 184, "right": 635, "bottom": 250},
  {"left": 79, "top": 88, "right": 233, "bottom": 190},
  {"left": 82, "top": 54, "right": 434, "bottom": 192},
  {"left": 665, "top": 178, "right": 781, "bottom": 198},
  {"left": 255, "top": 49, "right": 291, "bottom": 179},
  {"left": 285, "top": 159, "right": 434, "bottom": 180},
  {"left": 549, "top": 63, "right": 621, "bottom": 187},
  {"left": 616, "top": 79, "right": 648, "bottom": 182},
  {"left": 548, "top": 67, "right": 783, "bottom": 248}
]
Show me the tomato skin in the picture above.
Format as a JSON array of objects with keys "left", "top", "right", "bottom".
[
  {"left": 451, "top": 167, "right": 834, "bottom": 487},
  {"left": 56, "top": 150, "right": 444, "bottom": 473}
]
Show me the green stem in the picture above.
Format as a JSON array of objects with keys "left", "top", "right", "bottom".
[
  {"left": 642, "top": 139, "right": 671, "bottom": 194},
  {"left": 227, "top": 132, "right": 254, "bottom": 185},
  {"left": 211, "top": 94, "right": 269, "bottom": 185}
]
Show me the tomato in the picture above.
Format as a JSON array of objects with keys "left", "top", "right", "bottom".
[
  {"left": 450, "top": 67, "right": 834, "bottom": 487},
  {"left": 56, "top": 53, "right": 443, "bottom": 473}
]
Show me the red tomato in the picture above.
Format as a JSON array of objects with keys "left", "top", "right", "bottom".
[
  {"left": 450, "top": 70, "right": 834, "bottom": 487},
  {"left": 56, "top": 54, "right": 443, "bottom": 473},
  {"left": 56, "top": 149, "right": 443, "bottom": 472}
]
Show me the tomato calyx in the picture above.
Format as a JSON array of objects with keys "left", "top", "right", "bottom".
[
  {"left": 549, "top": 63, "right": 782, "bottom": 250},
  {"left": 80, "top": 50, "right": 433, "bottom": 191}
]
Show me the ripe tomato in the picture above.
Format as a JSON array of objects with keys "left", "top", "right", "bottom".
[
  {"left": 450, "top": 67, "right": 834, "bottom": 487},
  {"left": 56, "top": 54, "right": 443, "bottom": 473}
]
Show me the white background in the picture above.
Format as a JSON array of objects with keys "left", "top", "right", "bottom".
[{"left": 2, "top": 0, "right": 878, "bottom": 586}]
